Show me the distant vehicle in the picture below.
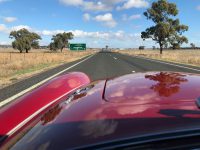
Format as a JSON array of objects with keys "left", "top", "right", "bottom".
[
  {"left": 1, "top": 72, "right": 200, "bottom": 149},
  {"left": 101, "top": 47, "right": 111, "bottom": 53}
]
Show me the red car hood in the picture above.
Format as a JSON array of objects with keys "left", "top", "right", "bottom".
[{"left": 5, "top": 72, "right": 200, "bottom": 149}]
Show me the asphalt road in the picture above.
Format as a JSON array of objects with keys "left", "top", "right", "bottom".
[{"left": 1, "top": 52, "right": 200, "bottom": 104}]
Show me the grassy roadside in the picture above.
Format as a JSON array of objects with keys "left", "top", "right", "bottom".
[
  {"left": 0, "top": 49, "right": 96, "bottom": 89},
  {"left": 116, "top": 49, "right": 200, "bottom": 67}
]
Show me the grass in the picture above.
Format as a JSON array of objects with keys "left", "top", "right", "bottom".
[
  {"left": 116, "top": 49, "right": 200, "bottom": 67},
  {"left": 0, "top": 48, "right": 96, "bottom": 88}
]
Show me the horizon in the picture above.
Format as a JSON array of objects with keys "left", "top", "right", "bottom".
[{"left": 0, "top": 0, "right": 200, "bottom": 48}]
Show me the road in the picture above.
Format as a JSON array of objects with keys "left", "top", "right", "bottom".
[{"left": 1, "top": 52, "right": 200, "bottom": 106}]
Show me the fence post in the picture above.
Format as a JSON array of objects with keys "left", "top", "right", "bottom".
[{"left": 10, "top": 52, "right": 11, "bottom": 61}]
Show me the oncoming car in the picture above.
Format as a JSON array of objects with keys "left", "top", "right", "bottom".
[{"left": 1, "top": 72, "right": 200, "bottom": 149}]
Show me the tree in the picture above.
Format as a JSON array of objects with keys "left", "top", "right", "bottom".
[
  {"left": 49, "top": 42, "right": 57, "bottom": 51},
  {"left": 167, "top": 19, "right": 188, "bottom": 49},
  {"left": 9, "top": 28, "right": 41, "bottom": 53},
  {"left": 190, "top": 43, "right": 196, "bottom": 49},
  {"left": 50, "top": 32, "right": 74, "bottom": 52},
  {"left": 168, "top": 35, "right": 188, "bottom": 49},
  {"left": 141, "top": 0, "right": 188, "bottom": 54}
]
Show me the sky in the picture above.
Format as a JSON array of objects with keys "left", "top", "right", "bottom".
[{"left": 0, "top": 0, "right": 200, "bottom": 48}]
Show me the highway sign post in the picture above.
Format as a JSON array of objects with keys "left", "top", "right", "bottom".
[{"left": 69, "top": 43, "right": 86, "bottom": 51}]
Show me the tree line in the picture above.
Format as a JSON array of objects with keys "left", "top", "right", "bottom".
[{"left": 9, "top": 29, "right": 74, "bottom": 53}]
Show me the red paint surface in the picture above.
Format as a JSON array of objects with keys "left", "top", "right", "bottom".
[
  {"left": 2, "top": 72, "right": 200, "bottom": 149},
  {"left": 53, "top": 72, "right": 200, "bottom": 123},
  {"left": 0, "top": 72, "right": 90, "bottom": 136}
]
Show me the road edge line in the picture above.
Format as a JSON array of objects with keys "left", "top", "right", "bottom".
[
  {"left": 124, "top": 54, "right": 200, "bottom": 72},
  {"left": 0, "top": 54, "right": 95, "bottom": 107}
]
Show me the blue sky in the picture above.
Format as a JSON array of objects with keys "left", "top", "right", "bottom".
[{"left": 0, "top": 0, "right": 200, "bottom": 48}]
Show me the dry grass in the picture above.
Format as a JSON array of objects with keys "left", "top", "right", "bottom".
[
  {"left": 117, "top": 49, "right": 200, "bottom": 66},
  {"left": 0, "top": 48, "right": 96, "bottom": 88}
]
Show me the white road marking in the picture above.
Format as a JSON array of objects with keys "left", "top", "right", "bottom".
[
  {"left": 134, "top": 55, "right": 200, "bottom": 72},
  {"left": 114, "top": 57, "right": 118, "bottom": 60},
  {"left": 7, "top": 84, "right": 84, "bottom": 136},
  {"left": 0, "top": 54, "right": 95, "bottom": 108}
]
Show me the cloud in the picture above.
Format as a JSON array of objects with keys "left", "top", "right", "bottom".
[
  {"left": 83, "top": 13, "right": 90, "bottom": 21},
  {"left": 0, "top": 0, "right": 10, "bottom": 3},
  {"left": 11, "top": 25, "right": 31, "bottom": 31},
  {"left": 122, "top": 14, "right": 141, "bottom": 21},
  {"left": 0, "top": 41, "right": 10, "bottom": 45},
  {"left": 101, "top": 0, "right": 124, "bottom": 5},
  {"left": 94, "top": 13, "right": 113, "bottom": 22},
  {"left": 0, "top": 24, "right": 138, "bottom": 41},
  {"left": 59, "top": 0, "right": 112, "bottom": 11},
  {"left": 0, "top": 24, "right": 155, "bottom": 48},
  {"left": 83, "top": 1, "right": 112, "bottom": 11},
  {"left": 59, "top": 0, "right": 148, "bottom": 12},
  {"left": 117, "top": 0, "right": 149, "bottom": 10},
  {"left": 38, "top": 30, "right": 65, "bottom": 36},
  {"left": 3, "top": 17, "right": 17, "bottom": 23},
  {"left": 72, "top": 30, "right": 140, "bottom": 42},
  {"left": 35, "top": 29, "right": 138, "bottom": 42},
  {"left": 38, "top": 29, "right": 110, "bottom": 39},
  {"left": 94, "top": 13, "right": 117, "bottom": 28},
  {"left": 129, "top": 14, "right": 141, "bottom": 20},
  {"left": 82, "top": 13, "right": 117, "bottom": 28},
  {"left": 59, "top": 0, "right": 83, "bottom": 6},
  {"left": 59, "top": 0, "right": 126, "bottom": 12},
  {"left": 0, "top": 24, "right": 32, "bottom": 34}
]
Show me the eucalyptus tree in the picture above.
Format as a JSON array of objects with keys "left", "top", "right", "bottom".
[
  {"left": 9, "top": 28, "right": 41, "bottom": 53},
  {"left": 141, "top": 0, "right": 188, "bottom": 54},
  {"left": 50, "top": 32, "right": 74, "bottom": 52}
]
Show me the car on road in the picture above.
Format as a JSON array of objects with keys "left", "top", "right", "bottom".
[{"left": 1, "top": 71, "right": 200, "bottom": 149}]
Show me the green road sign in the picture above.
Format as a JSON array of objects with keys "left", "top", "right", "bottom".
[{"left": 69, "top": 43, "right": 86, "bottom": 51}]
